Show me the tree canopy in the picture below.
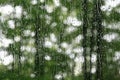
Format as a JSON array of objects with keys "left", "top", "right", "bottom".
[{"left": 0, "top": 0, "right": 120, "bottom": 80}]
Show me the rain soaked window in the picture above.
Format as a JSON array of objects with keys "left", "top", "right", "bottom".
[{"left": 0, "top": 0, "right": 120, "bottom": 80}]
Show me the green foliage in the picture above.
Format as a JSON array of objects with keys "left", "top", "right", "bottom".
[{"left": 0, "top": 0, "right": 120, "bottom": 80}]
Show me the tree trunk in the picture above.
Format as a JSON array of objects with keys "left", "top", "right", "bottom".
[
  {"left": 82, "top": 0, "right": 89, "bottom": 80},
  {"left": 92, "top": 0, "right": 104, "bottom": 80},
  {"left": 34, "top": 2, "right": 45, "bottom": 76}
]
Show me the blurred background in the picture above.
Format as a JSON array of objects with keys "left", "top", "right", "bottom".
[{"left": 0, "top": 0, "right": 120, "bottom": 80}]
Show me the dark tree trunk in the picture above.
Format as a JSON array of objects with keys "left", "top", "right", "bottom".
[
  {"left": 34, "top": 2, "right": 45, "bottom": 77},
  {"left": 92, "top": 0, "right": 103, "bottom": 80},
  {"left": 82, "top": 0, "right": 89, "bottom": 80}
]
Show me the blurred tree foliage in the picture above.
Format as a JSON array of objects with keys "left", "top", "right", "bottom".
[{"left": 0, "top": 0, "right": 120, "bottom": 80}]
